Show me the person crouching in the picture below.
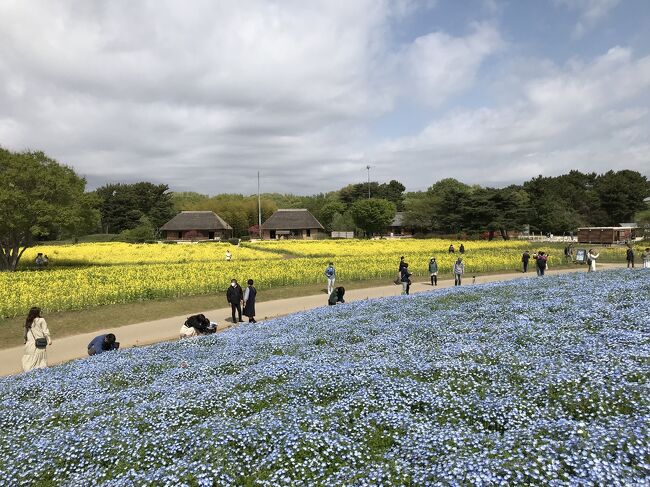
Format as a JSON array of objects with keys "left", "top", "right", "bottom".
[
  {"left": 328, "top": 286, "right": 345, "bottom": 305},
  {"left": 88, "top": 333, "right": 119, "bottom": 356}
]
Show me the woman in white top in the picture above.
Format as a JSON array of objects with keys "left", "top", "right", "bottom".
[
  {"left": 22, "top": 307, "right": 52, "bottom": 372},
  {"left": 587, "top": 249, "right": 600, "bottom": 272}
]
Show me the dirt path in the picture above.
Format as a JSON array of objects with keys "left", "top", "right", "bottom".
[{"left": 0, "top": 264, "right": 629, "bottom": 377}]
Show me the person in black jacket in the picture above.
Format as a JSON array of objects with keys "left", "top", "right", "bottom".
[
  {"left": 226, "top": 279, "right": 244, "bottom": 323},
  {"left": 243, "top": 279, "right": 257, "bottom": 323},
  {"left": 626, "top": 247, "right": 635, "bottom": 268},
  {"left": 400, "top": 263, "right": 412, "bottom": 295}
]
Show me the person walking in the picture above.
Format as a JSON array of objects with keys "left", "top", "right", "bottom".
[
  {"left": 587, "top": 249, "right": 600, "bottom": 272},
  {"left": 459, "top": 243, "right": 465, "bottom": 254},
  {"left": 453, "top": 257, "right": 464, "bottom": 286},
  {"left": 535, "top": 252, "right": 547, "bottom": 276},
  {"left": 521, "top": 250, "right": 531, "bottom": 273},
  {"left": 428, "top": 257, "right": 438, "bottom": 286},
  {"left": 400, "top": 263, "right": 412, "bottom": 295},
  {"left": 22, "top": 307, "right": 52, "bottom": 372},
  {"left": 642, "top": 248, "right": 650, "bottom": 269},
  {"left": 225, "top": 250, "right": 232, "bottom": 262},
  {"left": 448, "top": 244, "right": 455, "bottom": 254},
  {"left": 243, "top": 279, "right": 257, "bottom": 323},
  {"left": 226, "top": 279, "right": 244, "bottom": 323},
  {"left": 626, "top": 247, "right": 635, "bottom": 268},
  {"left": 324, "top": 262, "right": 336, "bottom": 295},
  {"left": 87, "top": 333, "right": 119, "bottom": 355}
]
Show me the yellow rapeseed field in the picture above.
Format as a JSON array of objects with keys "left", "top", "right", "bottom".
[{"left": 0, "top": 239, "right": 586, "bottom": 318}]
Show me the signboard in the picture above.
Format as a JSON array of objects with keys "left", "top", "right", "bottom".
[{"left": 575, "top": 248, "right": 587, "bottom": 264}]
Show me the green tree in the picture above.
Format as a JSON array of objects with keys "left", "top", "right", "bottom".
[
  {"left": 119, "top": 215, "right": 155, "bottom": 242},
  {"left": 339, "top": 180, "right": 406, "bottom": 210},
  {"left": 403, "top": 191, "right": 439, "bottom": 232},
  {"left": 95, "top": 182, "right": 175, "bottom": 235},
  {"left": 330, "top": 211, "right": 356, "bottom": 232},
  {"left": 349, "top": 198, "right": 396, "bottom": 236},
  {"left": 0, "top": 148, "right": 100, "bottom": 271},
  {"left": 594, "top": 170, "right": 649, "bottom": 225},
  {"left": 318, "top": 201, "right": 347, "bottom": 232}
]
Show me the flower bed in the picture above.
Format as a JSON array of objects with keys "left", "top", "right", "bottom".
[{"left": 0, "top": 269, "right": 648, "bottom": 485}]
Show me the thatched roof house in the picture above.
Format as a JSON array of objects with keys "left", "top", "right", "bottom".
[
  {"left": 261, "top": 209, "right": 324, "bottom": 240},
  {"left": 387, "top": 211, "right": 413, "bottom": 236},
  {"left": 161, "top": 211, "right": 233, "bottom": 240}
]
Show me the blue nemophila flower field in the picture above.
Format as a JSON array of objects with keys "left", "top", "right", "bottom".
[{"left": 1, "top": 270, "right": 648, "bottom": 486}]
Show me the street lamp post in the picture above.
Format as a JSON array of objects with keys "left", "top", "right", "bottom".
[{"left": 366, "top": 164, "right": 371, "bottom": 199}]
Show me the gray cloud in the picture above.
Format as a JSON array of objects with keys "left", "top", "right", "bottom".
[{"left": 0, "top": 1, "right": 648, "bottom": 197}]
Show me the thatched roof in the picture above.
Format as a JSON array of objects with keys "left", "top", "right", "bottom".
[
  {"left": 261, "top": 209, "right": 324, "bottom": 230},
  {"left": 161, "top": 211, "right": 232, "bottom": 231},
  {"left": 390, "top": 212, "right": 405, "bottom": 227}
]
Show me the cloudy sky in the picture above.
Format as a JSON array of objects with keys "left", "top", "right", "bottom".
[{"left": 1, "top": 0, "right": 649, "bottom": 195}]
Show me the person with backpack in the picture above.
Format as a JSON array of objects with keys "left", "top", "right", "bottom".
[
  {"left": 324, "top": 262, "right": 336, "bottom": 295},
  {"left": 587, "top": 249, "right": 600, "bottom": 272},
  {"left": 626, "top": 247, "right": 635, "bottom": 268},
  {"left": 453, "top": 257, "right": 464, "bottom": 286},
  {"left": 428, "top": 257, "right": 438, "bottom": 286},
  {"left": 226, "top": 279, "right": 244, "bottom": 323},
  {"left": 521, "top": 250, "right": 531, "bottom": 273},
  {"left": 243, "top": 279, "right": 257, "bottom": 323},
  {"left": 400, "top": 263, "right": 412, "bottom": 295},
  {"left": 87, "top": 333, "right": 120, "bottom": 355},
  {"left": 22, "top": 307, "right": 52, "bottom": 371}
]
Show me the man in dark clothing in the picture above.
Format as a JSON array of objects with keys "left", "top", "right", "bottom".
[
  {"left": 226, "top": 279, "right": 244, "bottom": 323},
  {"left": 522, "top": 250, "right": 530, "bottom": 273},
  {"left": 328, "top": 287, "right": 345, "bottom": 305},
  {"left": 88, "top": 333, "right": 119, "bottom": 356},
  {"left": 459, "top": 243, "right": 465, "bottom": 254},
  {"left": 400, "top": 263, "right": 412, "bottom": 295},
  {"left": 243, "top": 279, "right": 257, "bottom": 323},
  {"left": 535, "top": 252, "right": 547, "bottom": 276},
  {"left": 626, "top": 247, "right": 635, "bottom": 268}
]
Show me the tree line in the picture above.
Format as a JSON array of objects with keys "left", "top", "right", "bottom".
[{"left": 1, "top": 147, "right": 648, "bottom": 270}]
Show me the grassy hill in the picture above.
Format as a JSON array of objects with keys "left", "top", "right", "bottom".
[{"left": 1, "top": 269, "right": 648, "bottom": 485}]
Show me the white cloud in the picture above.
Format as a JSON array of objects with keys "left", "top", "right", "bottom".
[
  {"left": 556, "top": 0, "right": 621, "bottom": 38},
  {"left": 0, "top": 1, "right": 647, "bottom": 195},
  {"left": 376, "top": 47, "right": 650, "bottom": 188},
  {"left": 401, "top": 23, "right": 503, "bottom": 107}
]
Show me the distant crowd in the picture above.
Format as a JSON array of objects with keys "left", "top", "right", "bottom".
[{"left": 20, "top": 242, "right": 649, "bottom": 373}]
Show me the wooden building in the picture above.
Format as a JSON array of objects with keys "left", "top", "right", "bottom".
[
  {"left": 161, "top": 211, "right": 233, "bottom": 241},
  {"left": 387, "top": 212, "right": 413, "bottom": 236},
  {"left": 577, "top": 227, "right": 635, "bottom": 244},
  {"left": 261, "top": 209, "right": 324, "bottom": 240}
]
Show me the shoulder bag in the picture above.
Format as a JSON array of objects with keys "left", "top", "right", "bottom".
[{"left": 30, "top": 329, "right": 48, "bottom": 349}]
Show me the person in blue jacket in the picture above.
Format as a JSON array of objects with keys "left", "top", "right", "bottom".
[{"left": 87, "top": 333, "right": 119, "bottom": 356}]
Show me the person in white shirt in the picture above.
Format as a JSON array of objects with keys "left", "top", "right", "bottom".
[{"left": 587, "top": 249, "right": 600, "bottom": 272}]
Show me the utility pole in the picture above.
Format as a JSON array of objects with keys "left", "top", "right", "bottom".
[
  {"left": 258, "top": 171, "right": 262, "bottom": 240},
  {"left": 366, "top": 164, "right": 371, "bottom": 199}
]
